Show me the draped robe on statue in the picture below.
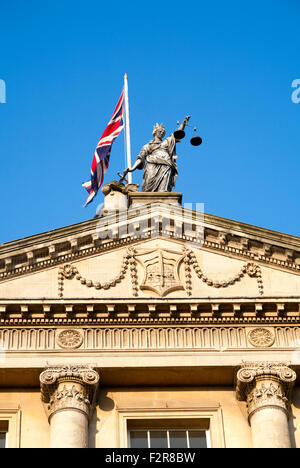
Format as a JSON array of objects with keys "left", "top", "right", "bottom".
[{"left": 135, "top": 134, "right": 178, "bottom": 192}]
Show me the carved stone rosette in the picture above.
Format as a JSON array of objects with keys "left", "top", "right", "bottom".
[
  {"left": 56, "top": 330, "right": 83, "bottom": 349},
  {"left": 236, "top": 362, "right": 296, "bottom": 421},
  {"left": 40, "top": 365, "right": 100, "bottom": 421},
  {"left": 247, "top": 328, "right": 275, "bottom": 348}
]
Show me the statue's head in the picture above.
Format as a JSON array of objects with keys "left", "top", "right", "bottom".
[{"left": 152, "top": 123, "right": 165, "bottom": 139}]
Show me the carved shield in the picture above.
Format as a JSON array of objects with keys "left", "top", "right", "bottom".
[{"left": 135, "top": 248, "right": 184, "bottom": 296}]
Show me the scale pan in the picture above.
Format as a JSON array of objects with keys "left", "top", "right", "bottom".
[
  {"left": 174, "top": 129, "right": 185, "bottom": 140},
  {"left": 190, "top": 135, "right": 202, "bottom": 146}
]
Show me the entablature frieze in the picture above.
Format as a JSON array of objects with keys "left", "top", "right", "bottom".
[{"left": 1, "top": 324, "right": 300, "bottom": 354}]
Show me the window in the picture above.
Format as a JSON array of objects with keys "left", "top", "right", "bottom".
[
  {"left": 129, "top": 429, "right": 209, "bottom": 448},
  {"left": 0, "top": 410, "right": 21, "bottom": 449},
  {"left": 0, "top": 432, "right": 7, "bottom": 449},
  {"left": 0, "top": 421, "right": 8, "bottom": 449},
  {"left": 127, "top": 418, "right": 210, "bottom": 448}
]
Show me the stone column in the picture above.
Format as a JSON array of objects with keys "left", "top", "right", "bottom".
[
  {"left": 40, "top": 365, "right": 99, "bottom": 448},
  {"left": 236, "top": 362, "right": 296, "bottom": 448}
]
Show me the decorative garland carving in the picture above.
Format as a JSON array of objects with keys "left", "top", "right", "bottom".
[
  {"left": 129, "top": 254, "right": 139, "bottom": 297},
  {"left": 183, "top": 249, "right": 264, "bottom": 296},
  {"left": 58, "top": 247, "right": 138, "bottom": 297},
  {"left": 183, "top": 254, "right": 192, "bottom": 296},
  {"left": 58, "top": 247, "right": 264, "bottom": 298}
]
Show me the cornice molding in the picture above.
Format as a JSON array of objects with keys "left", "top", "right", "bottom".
[
  {"left": 1, "top": 203, "right": 300, "bottom": 283},
  {"left": 0, "top": 298, "right": 299, "bottom": 326}
]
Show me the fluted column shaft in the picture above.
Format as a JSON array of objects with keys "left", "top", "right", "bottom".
[
  {"left": 40, "top": 365, "right": 99, "bottom": 449},
  {"left": 236, "top": 362, "right": 296, "bottom": 449}
]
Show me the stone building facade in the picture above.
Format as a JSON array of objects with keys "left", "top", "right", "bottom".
[{"left": 1, "top": 191, "right": 300, "bottom": 448}]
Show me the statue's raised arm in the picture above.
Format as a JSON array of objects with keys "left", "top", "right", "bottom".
[
  {"left": 123, "top": 116, "right": 191, "bottom": 193},
  {"left": 174, "top": 115, "right": 191, "bottom": 138}
]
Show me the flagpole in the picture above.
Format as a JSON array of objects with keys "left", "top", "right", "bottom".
[{"left": 124, "top": 73, "right": 132, "bottom": 184}]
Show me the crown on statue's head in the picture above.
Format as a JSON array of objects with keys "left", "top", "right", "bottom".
[{"left": 153, "top": 122, "right": 165, "bottom": 132}]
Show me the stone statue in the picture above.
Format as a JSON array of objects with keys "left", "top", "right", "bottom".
[{"left": 123, "top": 116, "right": 190, "bottom": 192}]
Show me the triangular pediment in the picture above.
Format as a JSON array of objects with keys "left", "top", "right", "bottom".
[{"left": 1, "top": 199, "right": 300, "bottom": 301}]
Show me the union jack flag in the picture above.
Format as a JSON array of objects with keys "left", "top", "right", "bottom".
[{"left": 82, "top": 90, "right": 124, "bottom": 206}]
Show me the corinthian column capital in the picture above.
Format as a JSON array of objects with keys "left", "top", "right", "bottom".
[
  {"left": 40, "top": 365, "right": 100, "bottom": 421},
  {"left": 236, "top": 362, "right": 296, "bottom": 421}
]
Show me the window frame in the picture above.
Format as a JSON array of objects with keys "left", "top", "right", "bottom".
[
  {"left": 117, "top": 406, "right": 225, "bottom": 448},
  {"left": 0, "top": 409, "right": 21, "bottom": 449},
  {"left": 0, "top": 431, "right": 8, "bottom": 449}
]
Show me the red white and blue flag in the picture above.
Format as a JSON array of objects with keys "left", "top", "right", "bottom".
[{"left": 82, "top": 90, "right": 124, "bottom": 206}]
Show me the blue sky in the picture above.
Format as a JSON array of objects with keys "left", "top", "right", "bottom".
[{"left": 0, "top": 0, "right": 299, "bottom": 243}]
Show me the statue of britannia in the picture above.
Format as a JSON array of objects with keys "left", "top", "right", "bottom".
[{"left": 123, "top": 116, "right": 190, "bottom": 192}]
